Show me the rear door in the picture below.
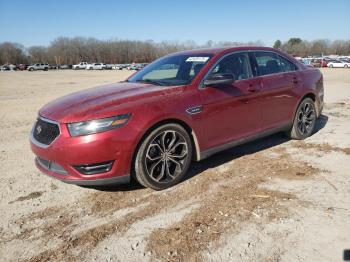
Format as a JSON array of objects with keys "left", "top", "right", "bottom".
[{"left": 252, "top": 51, "right": 299, "bottom": 130}]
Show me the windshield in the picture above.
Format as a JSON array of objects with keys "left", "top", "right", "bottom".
[{"left": 127, "top": 54, "right": 213, "bottom": 86}]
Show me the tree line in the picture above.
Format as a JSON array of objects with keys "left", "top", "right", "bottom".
[
  {"left": 0, "top": 37, "right": 261, "bottom": 65},
  {"left": 0, "top": 37, "right": 349, "bottom": 65},
  {"left": 273, "top": 38, "right": 350, "bottom": 57}
]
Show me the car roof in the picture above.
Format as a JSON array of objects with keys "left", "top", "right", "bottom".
[{"left": 171, "top": 46, "right": 281, "bottom": 56}]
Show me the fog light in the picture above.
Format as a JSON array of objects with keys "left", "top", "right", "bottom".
[{"left": 74, "top": 161, "right": 114, "bottom": 175}]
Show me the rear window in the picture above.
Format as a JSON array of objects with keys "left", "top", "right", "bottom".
[
  {"left": 278, "top": 55, "right": 297, "bottom": 72},
  {"left": 255, "top": 52, "right": 282, "bottom": 75},
  {"left": 254, "top": 51, "right": 297, "bottom": 76}
]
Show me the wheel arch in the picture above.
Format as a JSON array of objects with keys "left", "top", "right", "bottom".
[
  {"left": 302, "top": 92, "right": 316, "bottom": 102},
  {"left": 301, "top": 92, "right": 323, "bottom": 117},
  {"left": 292, "top": 92, "right": 317, "bottom": 123}
]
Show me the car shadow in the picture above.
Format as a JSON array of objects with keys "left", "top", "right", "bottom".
[{"left": 89, "top": 114, "right": 328, "bottom": 192}]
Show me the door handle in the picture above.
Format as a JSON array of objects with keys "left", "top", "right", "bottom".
[
  {"left": 241, "top": 98, "right": 249, "bottom": 104},
  {"left": 292, "top": 77, "right": 299, "bottom": 84},
  {"left": 247, "top": 84, "right": 259, "bottom": 93}
]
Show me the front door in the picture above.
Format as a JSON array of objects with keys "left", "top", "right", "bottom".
[{"left": 198, "top": 52, "right": 263, "bottom": 150}]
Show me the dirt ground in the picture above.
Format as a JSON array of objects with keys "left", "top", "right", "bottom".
[{"left": 0, "top": 69, "right": 349, "bottom": 262}]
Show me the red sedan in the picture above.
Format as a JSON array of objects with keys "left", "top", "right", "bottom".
[{"left": 30, "top": 47, "right": 324, "bottom": 190}]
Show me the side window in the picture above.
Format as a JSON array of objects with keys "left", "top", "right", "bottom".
[
  {"left": 210, "top": 52, "right": 253, "bottom": 80},
  {"left": 278, "top": 55, "right": 297, "bottom": 72},
  {"left": 254, "top": 51, "right": 282, "bottom": 76}
]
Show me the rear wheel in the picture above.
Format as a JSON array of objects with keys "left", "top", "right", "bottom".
[
  {"left": 329, "top": 64, "right": 333, "bottom": 68},
  {"left": 134, "top": 124, "right": 192, "bottom": 190},
  {"left": 286, "top": 98, "right": 316, "bottom": 140},
  {"left": 345, "top": 64, "right": 348, "bottom": 68}
]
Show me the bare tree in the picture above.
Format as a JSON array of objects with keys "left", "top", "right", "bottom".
[{"left": 0, "top": 42, "right": 28, "bottom": 64}]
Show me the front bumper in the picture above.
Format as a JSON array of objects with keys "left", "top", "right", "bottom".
[
  {"left": 30, "top": 118, "right": 137, "bottom": 186},
  {"left": 35, "top": 157, "right": 130, "bottom": 186}
]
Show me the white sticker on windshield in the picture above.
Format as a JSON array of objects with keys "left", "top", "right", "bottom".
[{"left": 186, "top": 57, "right": 209, "bottom": 62}]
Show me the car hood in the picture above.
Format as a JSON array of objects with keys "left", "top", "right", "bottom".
[{"left": 39, "top": 82, "right": 179, "bottom": 123}]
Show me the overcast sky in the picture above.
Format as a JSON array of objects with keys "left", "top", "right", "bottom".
[{"left": 0, "top": 0, "right": 349, "bottom": 47}]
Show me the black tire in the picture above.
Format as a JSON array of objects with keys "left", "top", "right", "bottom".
[
  {"left": 329, "top": 64, "right": 333, "bottom": 68},
  {"left": 134, "top": 123, "right": 193, "bottom": 190},
  {"left": 345, "top": 65, "right": 348, "bottom": 68},
  {"left": 29, "top": 68, "right": 34, "bottom": 71},
  {"left": 286, "top": 98, "right": 317, "bottom": 140}
]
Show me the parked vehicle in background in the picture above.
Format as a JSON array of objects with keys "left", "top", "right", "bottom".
[
  {"left": 127, "top": 64, "right": 144, "bottom": 70},
  {"left": 27, "top": 63, "right": 49, "bottom": 71},
  {"left": 310, "top": 59, "right": 321, "bottom": 68},
  {"left": 49, "top": 65, "right": 59, "bottom": 70},
  {"left": 114, "top": 64, "right": 127, "bottom": 70},
  {"left": 340, "top": 58, "right": 350, "bottom": 63},
  {"left": 104, "top": 64, "right": 113, "bottom": 70},
  {"left": 86, "top": 63, "right": 106, "bottom": 70},
  {"left": 320, "top": 59, "right": 328, "bottom": 67},
  {"left": 59, "top": 65, "right": 70, "bottom": 69},
  {"left": 327, "top": 60, "right": 350, "bottom": 68},
  {"left": 30, "top": 46, "right": 324, "bottom": 190},
  {"left": 127, "top": 64, "right": 137, "bottom": 70},
  {"left": 1, "top": 64, "right": 12, "bottom": 71},
  {"left": 3, "top": 64, "right": 18, "bottom": 71},
  {"left": 73, "top": 62, "right": 89, "bottom": 70},
  {"left": 17, "top": 64, "right": 28, "bottom": 71}
]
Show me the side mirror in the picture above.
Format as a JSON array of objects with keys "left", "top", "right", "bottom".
[{"left": 203, "top": 73, "right": 235, "bottom": 86}]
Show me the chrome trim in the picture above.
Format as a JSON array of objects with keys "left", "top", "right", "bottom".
[
  {"left": 186, "top": 105, "right": 203, "bottom": 115},
  {"left": 83, "top": 163, "right": 112, "bottom": 171},
  {"left": 30, "top": 116, "right": 61, "bottom": 148}
]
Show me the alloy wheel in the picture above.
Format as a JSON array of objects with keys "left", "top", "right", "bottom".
[
  {"left": 144, "top": 130, "right": 189, "bottom": 183},
  {"left": 297, "top": 102, "right": 316, "bottom": 136}
]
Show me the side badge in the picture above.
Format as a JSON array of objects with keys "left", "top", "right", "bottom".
[{"left": 186, "top": 105, "right": 203, "bottom": 115}]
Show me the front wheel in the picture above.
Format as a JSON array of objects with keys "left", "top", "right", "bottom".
[
  {"left": 286, "top": 98, "right": 317, "bottom": 140},
  {"left": 134, "top": 124, "right": 192, "bottom": 190},
  {"left": 345, "top": 64, "right": 348, "bottom": 68}
]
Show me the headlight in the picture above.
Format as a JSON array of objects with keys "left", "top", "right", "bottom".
[{"left": 68, "top": 113, "right": 131, "bottom": 137}]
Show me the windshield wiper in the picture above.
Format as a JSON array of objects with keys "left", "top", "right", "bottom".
[{"left": 135, "top": 79, "right": 165, "bottom": 86}]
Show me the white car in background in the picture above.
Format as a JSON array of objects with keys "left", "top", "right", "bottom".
[
  {"left": 72, "top": 62, "right": 89, "bottom": 70},
  {"left": 327, "top": 60, "right": 350, "bottom": 68},
  {"left": 86, "top": 63, "right": 106, "bottom": 70}
]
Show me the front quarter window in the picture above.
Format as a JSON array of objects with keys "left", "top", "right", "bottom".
[{"left": 128, "top": 54, "right": 212, "bottom": 86}]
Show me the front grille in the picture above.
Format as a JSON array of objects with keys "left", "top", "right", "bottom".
[{"left": 33, "top": 117, "right": 60, "bottom": 145}]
